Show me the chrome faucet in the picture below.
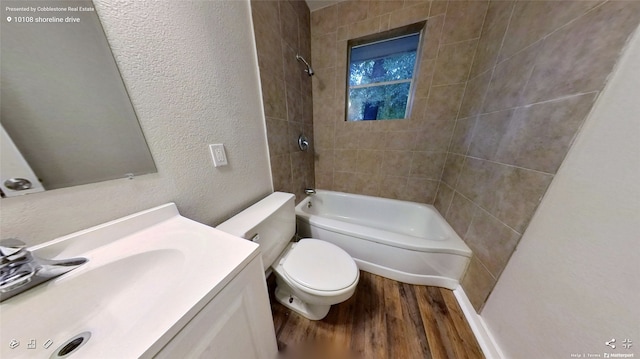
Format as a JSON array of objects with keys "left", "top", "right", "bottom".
[
  {"left": 0, "top": 238, "right": 87, "bottom": 302},
  {"left": 304, "top": 188, "right": 316, "bottom": 195}
]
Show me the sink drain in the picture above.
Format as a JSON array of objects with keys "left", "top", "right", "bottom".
[{"left": 50, "top": 332, "right": 91, "bottom": 358}]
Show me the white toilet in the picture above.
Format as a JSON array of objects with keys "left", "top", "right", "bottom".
[{"left": 217, "top": 192, "right": 359, "bottom": 320}]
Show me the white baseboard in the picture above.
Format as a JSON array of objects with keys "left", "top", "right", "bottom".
[{"left": 453, "top": 286, "right": 504, "bottom": 359}]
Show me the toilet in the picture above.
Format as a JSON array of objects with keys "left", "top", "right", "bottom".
[{"left": 217, "top": 192, "right": 359, "bottom": 320}]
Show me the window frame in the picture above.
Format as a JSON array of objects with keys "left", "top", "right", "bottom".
[{"left": 345, "top": 21, "right": 427, "bottom": 122}]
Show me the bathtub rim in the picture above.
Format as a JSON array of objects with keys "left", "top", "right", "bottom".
[
  {"left": 297, "top": 215, "right": 471, "bottom": 289},
  {"left": 295, "top": 190, "right": 471, "bottom": 257}
]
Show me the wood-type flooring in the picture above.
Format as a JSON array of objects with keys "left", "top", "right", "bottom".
[{"left": 270, "top": 271, "right": 485, "bottom": 359}]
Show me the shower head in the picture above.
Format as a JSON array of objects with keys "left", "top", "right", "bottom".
[{"left": 295, "top": 54, "right": 314, "bottom": 76}]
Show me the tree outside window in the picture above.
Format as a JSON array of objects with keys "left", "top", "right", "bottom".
[{"left": 346, "top": 23, "right": 425, "bottom": 121}]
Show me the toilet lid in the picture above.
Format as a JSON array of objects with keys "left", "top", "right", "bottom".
[{"left": 282, "top": 239, "right": 358, "bottom": 291}]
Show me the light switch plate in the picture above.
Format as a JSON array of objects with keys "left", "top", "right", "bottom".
[{"left": 209, "top": 144, "right": 228, "bottom": 167}]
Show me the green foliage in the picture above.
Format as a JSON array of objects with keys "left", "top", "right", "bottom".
[
  {"left": 349, "top": 52, "right": 416, "bottom": 86},
  {"left": 348, "top": 83, "right": 410, "bottom": 121},
  {"left": 348, "top": 52, "right": 417, "bottom": 121}
]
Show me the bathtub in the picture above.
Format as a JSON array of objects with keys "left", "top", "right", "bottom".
[{"left": 295, "top": 190, "right": 471, "bottom": 289}]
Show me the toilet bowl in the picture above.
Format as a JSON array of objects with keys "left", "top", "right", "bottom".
[
  {"left": 272, "top": 238, "right": 359, "bottom": 320},
  {"left": 216, "top": 192, "right": 359, "bottom": 320}
]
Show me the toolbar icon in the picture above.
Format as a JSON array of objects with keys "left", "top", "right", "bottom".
[
  {"left": 622, "top": 339, "right": 633, "bottom": 349},
  {"left": 44, "top": 339, "right": 53, "bottom": 349},
  {"left": 606, "top": 338, "right": 616, "bottom": 349},
  {"left": 9, "top": 339, "right": 19, "bottom": 349},
  {"left": 27, "top": 339, "right": 36, "bottom": 349}
]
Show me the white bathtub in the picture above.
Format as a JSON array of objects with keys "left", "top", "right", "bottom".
[{"left": 295, "top": 190, "right": 472, "bottom": 289}]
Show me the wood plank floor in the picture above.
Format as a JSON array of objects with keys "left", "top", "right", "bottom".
[{"left": 269, "top": 272, "right": 484, "bottom": 359}]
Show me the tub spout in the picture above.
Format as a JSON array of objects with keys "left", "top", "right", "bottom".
[
  {"left": 304, "top": 188, "right": 316, "bottom": 195},
  {"left": 0, "top": 238, "right": 87, "bottom": 302}
]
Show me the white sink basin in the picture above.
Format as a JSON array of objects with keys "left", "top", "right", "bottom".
[{"left": 0, "top": 204, "right": 259, "bottom": 358}]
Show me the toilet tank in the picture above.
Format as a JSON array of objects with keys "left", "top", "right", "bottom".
[{"left": 217, "top": 192, "right": 296, "bottom": 271}]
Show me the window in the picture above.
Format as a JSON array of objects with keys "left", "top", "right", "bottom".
[{"left": 346, "top": 22, "right": 425, "bottom": 121}]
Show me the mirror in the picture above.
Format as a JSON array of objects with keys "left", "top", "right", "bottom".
[{"left": 0, "top": 1, "right": 156, "bottom": 197}]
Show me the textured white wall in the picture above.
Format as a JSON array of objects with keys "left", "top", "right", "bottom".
[
  {"left": 482, "top": 27, "right": 640, "bottom": 358},
  {"left": 0, "top": 0, "right": 273, "bottom": 245}
]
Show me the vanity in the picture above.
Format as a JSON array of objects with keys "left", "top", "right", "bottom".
[{"left": 0, "top": 204, "right": 278, "bottom": 358}]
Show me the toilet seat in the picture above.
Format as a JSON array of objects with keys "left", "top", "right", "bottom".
[{"left": 282, "top": 238, "right": 358, "bottom": 292}]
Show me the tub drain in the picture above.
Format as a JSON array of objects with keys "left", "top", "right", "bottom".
[{"left": 50, "top": 332, "right": 91, "bottom": 359}]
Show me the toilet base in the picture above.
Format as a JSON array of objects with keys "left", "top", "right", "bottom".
[{"left": 274, "top": 286, "right": 331, "bottom": 320}]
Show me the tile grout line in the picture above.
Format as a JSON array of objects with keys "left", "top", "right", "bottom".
[
  {"left": 453, "top": 188, "right": 522, "bottom": 240},
  {"left": 548, "top": 90, "right": 600, "bottom": 190},
  {"left": 461, "top": 154, "right": 557, "bottom": 176},
  {"left": 466, "top": 65, "right": 492, "bottom": 83},
  {"left": 431, "top": 80, "right": 471, "bottom": 88},
  {"left": 440, "top": 0, "right": 494, "bottom": 159},
  {"left": 412, "top": 3, "right": 448, "bottom": 194},
  {"left": 278, "top": 1, "right": 293, "bottom": 127},
  {"left": 439, "top": 35, "right": 482, "bottom": 48},
  {"left": 520, "top": 91, "right": 600, "bottom": 108},
  {"left": 491, "top": 0, "right": 607, "bottom": 71},
  {"left": 445, "top": 0, "right": 492, "bottom": 174},
  {"left": 446, "top": 18, "right": 551, "bottom": 262},
  {"left": 441, "top": 0, "right": 500, "bottom": 207},
  {"left": 457, "top": 0, "right": 519, "bottom": 161},
  {"left": 440, "top": 182, "right": 456, "bottom": 218},
  {"left": 460, "top": 190, "right": 540, "bottom": 312},
  {"left": 458, "top": 90, "right": 601, "bottom": 120},
  {"left": 429, "top": 0, "right": 452, "bottom": 206},
  {"left": 451, "top": 154, "right": 467, "bottom": 192},
  {"left": 461, "top": 208, "right": 503, "bottom": 283},
  {"left": 464, "top": 186, "right": 546, "bottom": 310}
]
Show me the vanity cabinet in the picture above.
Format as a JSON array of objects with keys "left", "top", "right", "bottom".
[
  {"left": 0, "top": 203, "right": 278, "bottom": 359},
  {"left": 154, "top": 256, "right": 278, "bottom": 359}
]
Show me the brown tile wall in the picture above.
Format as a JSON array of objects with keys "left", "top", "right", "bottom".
[
  {"left": 310, "top": 0, "right": 489, "bottom": 204},
  {"left": 434, "top": 0, "right": 640, "bottom": 311},
  {"left": 251, "top": 0, "right": 315, "bottom": 202}
]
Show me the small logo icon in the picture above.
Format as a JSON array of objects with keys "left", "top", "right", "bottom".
[
  {"left": 9, "top": 339, "right": 19, "bottom": 349},
  {"left": 27, "top": 339, "right": 36, "bottom": 349},
  {"left": 44, "top": 339, "right": 53, "bottom": 349},
  {"left": 6, "top": 16, "right": 12, "bottom": 22},
  {"left": 606, "top": 338, "right": 616, "bottom": 349},
  {"left": 622, "top": 339, "right": 633, "bottom": 349},
  {"left": 605, "top": 353, "right": 610, "bottom": 358}
]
